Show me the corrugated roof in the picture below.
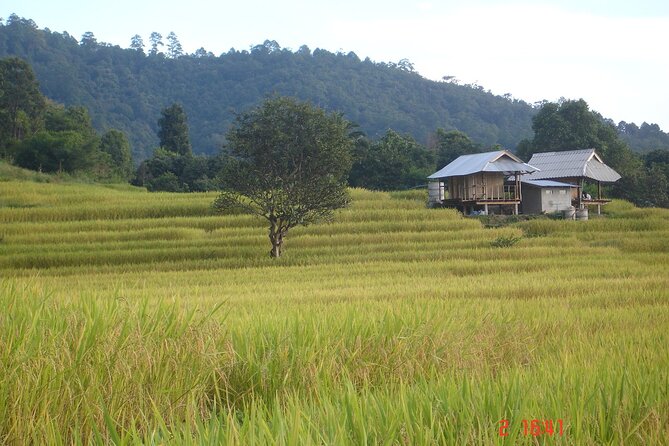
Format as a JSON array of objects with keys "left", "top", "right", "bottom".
[
  {"left": 427, "top": 150, "right": 539, "bottom": 179},
  {"left": 522, "top": 179, "right": 577, "bottom": 188},
  {"left": 526, "top": 149, "right": 621, "bottom": 182}
]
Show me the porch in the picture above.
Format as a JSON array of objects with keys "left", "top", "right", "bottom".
[
  {"left": 574, "top": 198, "right": 612, "bottom": 215},
  {"left": 451, "top": 183, "right": 519, "bottom": 201},
  {"left": 441, "top": 197, "right": 521, "bottom": 215},
  {"left": 572, "top": 181, "right": 611, "bottom": 215},
  {"left": 444, "top": 175, "right": 522, "bottom": 214}
]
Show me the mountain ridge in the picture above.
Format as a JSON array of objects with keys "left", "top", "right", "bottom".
[
  {"left": 1, "top": 15, "right": 668, "bottom": 160},
  {"left": 0, "top": 16, "right": 538, "bottom": 159}
]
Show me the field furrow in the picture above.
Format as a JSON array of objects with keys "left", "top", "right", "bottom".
[{"left": 1, "top": 182, "right": 668, "bottom": 444}]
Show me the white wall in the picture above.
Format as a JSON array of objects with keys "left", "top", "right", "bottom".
[
  {"left": 541, "top": 188, "right": 572, "bottom": 213},
  {"left": 522, "top": 186, "right": 572, "bottom": 214}
]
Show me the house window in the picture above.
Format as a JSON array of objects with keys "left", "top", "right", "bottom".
[
  {"left": 559, "top": 190, "right": 566, "bottom": 195},
  {"left": 545, "top": 190, "right": 553, "bottom": 195}
]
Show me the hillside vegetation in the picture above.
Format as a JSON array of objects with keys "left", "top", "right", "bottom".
[
  {"left": 1, "top": 179, "right": 668, "bottom": 444},
  {"left": 0, "top": 15, "right": 538, "bottom": 159},
  {"left": 0, "top": 160, "right": 53, "bottom": 182},
  {"left": 3, "top": 15, "right": 668, "bottom": 162}
]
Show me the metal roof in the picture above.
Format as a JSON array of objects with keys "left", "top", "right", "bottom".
[
  {"left": 526, "top": 149, "right": 621, "bottom": 183},
  {"left": 427, "top": 150, "right": 539, "bottom": 179},
  {"left": 522, "top": 179, "right": 577, "bottom": 188}
]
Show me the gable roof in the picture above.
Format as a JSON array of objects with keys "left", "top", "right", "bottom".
[
  {"left": 427, "top": 150, "right": 539, "bottom": 179},
  {"left": 526, "top": 149, "right": 621, "bottom": 183}
]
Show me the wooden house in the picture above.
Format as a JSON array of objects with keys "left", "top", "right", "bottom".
[
  {"left": 525, "top": 149, "right": 621, "bottom": 214},
  {"left": 427, "top": 150, "right": 539, "bottom": 215}
]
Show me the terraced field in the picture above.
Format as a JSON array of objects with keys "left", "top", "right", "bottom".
[{"left": 1, "top": 179, "right": 668, "bottom": 444}]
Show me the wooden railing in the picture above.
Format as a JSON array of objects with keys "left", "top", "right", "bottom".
[{"left": 456, "top": 185, "right": 518, "bottom": 201}]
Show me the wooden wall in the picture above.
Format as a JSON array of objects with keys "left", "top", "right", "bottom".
[{"left": 448, "top": 173, "right": 505, "bottom": 200}]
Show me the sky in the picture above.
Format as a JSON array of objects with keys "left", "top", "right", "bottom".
[{"left": 5, "top": 0, "right": 669, "bottom": 130}]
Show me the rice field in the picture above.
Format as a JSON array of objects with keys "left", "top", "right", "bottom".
[{"left": 1, "top": 178, "right": 668, "bottom": 444}]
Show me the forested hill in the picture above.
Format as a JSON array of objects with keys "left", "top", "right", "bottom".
[
  {"left": 0, "top": 16, "right": 537, "bottom": 160},
  {"left": 4, "top": 15, "right": 668, "bottom": 161}
]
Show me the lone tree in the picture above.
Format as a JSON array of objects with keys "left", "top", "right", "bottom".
[{"left": 214, "top": 97, "right": 353, "bottom": 258}]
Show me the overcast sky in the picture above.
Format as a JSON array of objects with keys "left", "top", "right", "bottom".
[{"left": 5, "top": 0, "right": 669, "bottom": 130}]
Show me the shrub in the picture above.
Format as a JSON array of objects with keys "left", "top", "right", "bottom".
[
  {"left": 145, "top": 172, "right": 185, "bottom": 192},
  {"left": 490, "top": 235, "right": 522, "bottom": 247}
]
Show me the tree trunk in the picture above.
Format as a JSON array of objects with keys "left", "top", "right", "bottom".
[{"left": 268, "top": 220, "right": 285, "bottom": 258}]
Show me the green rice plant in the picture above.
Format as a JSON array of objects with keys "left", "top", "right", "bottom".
[
  {"left": 0, "top": 160, "right": 54, "bottom": 182},
  {"left": 388, "top": 189, "right": 428, "bottom": 201},
  {"left": 1, "top": 180, "right": 668, "bottom": 444}
]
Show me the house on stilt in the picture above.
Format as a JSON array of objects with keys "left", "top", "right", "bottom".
[
  {"left": 524, "top": 149, "right": 621, "bottom": 215},
  {"left": 427, "top": 150, "right": 539, "bottom": 215}
]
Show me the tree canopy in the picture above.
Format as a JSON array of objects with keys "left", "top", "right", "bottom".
[
  {"left": 213, "top": 97, "right": 353, "bottom": 257},
  {"left": 350, "top": 129, "right": 435, "bottom": 190},
  {"left": 618, "top": 121, "right": 669, "bottom": 153},
  {"left": 0, "top": 57, "right": 46, "bottom": 148},
  {"left": 0, "top": 56, "right": 132, "bottom": 179},
  {"left": 433, "top": 129, "right": 481, "bottom": 168},
  {"left": 157, "top": 103, "right": 191, "bottom": 156},
  {"left": 100, "top": 129, "right": 133, "bottom": 180},
  {"left": 0, "top": 16, "right": 539, "bottom": 160},
  {"left": 519, "top": 99, "right": 669, "bottom": 207},
  {"left": 2, "top": 15, "right": 668, "bottom": 162},
  {"left": 134, "top": 104, "right": 218, "bottom": 192}
]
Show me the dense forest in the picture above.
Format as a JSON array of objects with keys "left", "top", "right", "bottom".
[
  {"left": 1, "top": 14, "right": 668, "bottom": 206},
  {"left": 617, "top": 121, "right": 669, "bottom": 153},
  {"left": 0, "top": 14, "right": 541, "bottom": 160},
  {"left": 3, "top": 15, "right": 668, "bottom": 162},
  {"left": 0, "top": 56, "right": 133, "bottom": 181},
  {"left": 4, "top": 55, "right": 667, "bottom": 206}
]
